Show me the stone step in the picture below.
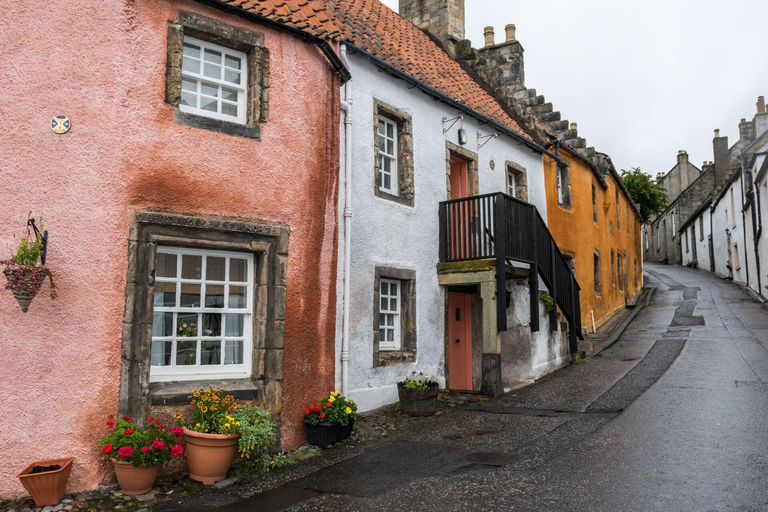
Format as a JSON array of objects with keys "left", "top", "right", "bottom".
[
  {"left": 548, "top": 120, "right": 570, "bottom": 131},
  {"left": 539, "top": 111, "right": 561, "bottom": 123},
  {"left": 528, "top": 102, "right": 554, "bottom": 114}
]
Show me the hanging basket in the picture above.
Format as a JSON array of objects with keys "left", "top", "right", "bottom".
[{"left": 3, "top": 266, "right": 51, "bottom": 312}]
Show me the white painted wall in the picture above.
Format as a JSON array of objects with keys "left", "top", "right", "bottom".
[
  {"left": 681, "top": 208, "right": 712, "bottom": 272},
  {"left": 335, "top": 50, "right": 550, "bottom": 411},
  {"left": 711, "top": 174, "right": 747, "bottom": 282}
]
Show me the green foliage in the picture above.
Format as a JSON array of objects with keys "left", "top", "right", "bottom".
[
  {"left": 304, "top": 392, "right": 357, "bottom": 426},
  {"left": 232, "top": 402, "right": 276, "bottom": 459},
  {"left": 539, "top": 291, "right": 555, "bottom": 313},
  {"left": 233, "top": 452, "right": 294, "bottom": 477},
  {"left": 399, "top": 371, "right": 438, "bottom": 390},
  {"left": 620, "top": 167, "right": 669, "bottom": 223},
  {"left": 9, "top": 213, "right": 44, "bottom": 266}
]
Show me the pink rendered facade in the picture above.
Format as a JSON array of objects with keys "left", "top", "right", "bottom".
[{"left": 0, "top": 0, "right": 341, "bottom": 498}]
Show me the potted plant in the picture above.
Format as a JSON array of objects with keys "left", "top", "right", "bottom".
[
  {"left": 99, "top": 416, "right": 184, "bottom": 495},
  {"left": 397, "top": 372, "right": 439, "bottom": 416},
  {"left": 16, "top": 457, "right": 75, "bottom": 507},
  {"left": 303, "top": 392, "right": 357, "bottom": 448},
  {"left": 176, "top": 388, "right": 276, "bottom": 485},
  {"left": 2, "top": 213, "right": 55, "bottom": 312}
]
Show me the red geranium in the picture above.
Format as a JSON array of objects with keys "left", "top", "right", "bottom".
[
  {"left": 117, "top": 446, "right": 133, "bottom": 460},
  {"left": 123, "top": 427, "right": 134, "bottom": 436},
  {"left": 171, "top": 444, "right": 184, "bottom": 456},
  {"left": 142, "top": 447, "right": 149, "bottom": 453},
  {"left": 152, "top": 439, "right": 166, "bottom": 450},
  {"left": 319, "top": 413, "right": 326, "bottom": 419},
  {"left": 106, "top": 421, "right": 115, "bottom": 429},
  {"left": 102, "top": 443, "right": 113, "bottom": 454},
  {"left": 122, "top": 416, "right": 133, "bottom": 422},
  {"left": 147, "top": 416, "right": 154, "bottom": 422},
  {"left": 326, "top": 402, "right": 332, "bottom": 407},
  {"left": 172, "top": 426, "right": 183, "bottom": 437}
]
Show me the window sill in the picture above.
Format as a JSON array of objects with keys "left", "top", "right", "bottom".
[
  {"left": 374, "top": 188, "right": 414, "bottom": 208},
  {"left": 149, "top": 379, "right": 260, "bottom": 405},
  {"left": 375, "top": 350, "right": 416, "bottom": 367},
  {"left": 174, "top": 109, "right": 261, "bottom": 140}
]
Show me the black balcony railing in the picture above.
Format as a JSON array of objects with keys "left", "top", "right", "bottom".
[{"left": 439, "top": 192, "right": 583, "bottom": 352}]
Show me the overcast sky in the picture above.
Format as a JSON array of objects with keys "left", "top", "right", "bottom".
[{"left": 380, "top": 0, "right": 768, "bottom": 175}]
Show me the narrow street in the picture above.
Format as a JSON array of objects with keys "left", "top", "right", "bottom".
[{"left": 195, "top": 263, "right": 768, "bottom": 511}]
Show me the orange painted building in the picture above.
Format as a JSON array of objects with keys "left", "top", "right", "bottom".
[{"left": 544, "top": 148, "right": 643, "bottom": 332}]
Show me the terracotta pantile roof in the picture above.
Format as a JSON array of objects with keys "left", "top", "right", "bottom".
[
  {"left": 230, "top": 0, "right": 530, "bottom": 139},
  {"left": 220, "top": 0, "right": 342, "bottom": 39}
]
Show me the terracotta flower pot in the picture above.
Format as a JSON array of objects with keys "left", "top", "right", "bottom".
[
  {"left": 182, "top": 427, "right": 240, "bottom": 485},
  {"left": 112, "top": 460, "right": 160, "bottom": 495},
  {"left": 16, "top": 457, "right": 75, "bottom": 507}
]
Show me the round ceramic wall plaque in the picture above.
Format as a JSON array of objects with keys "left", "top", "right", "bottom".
[{"left": 51, "top": 115, "right": 70, "bottom": 134}]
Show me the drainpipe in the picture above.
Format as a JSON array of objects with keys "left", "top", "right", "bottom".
[{"left": 339, "top": 45, "right": 353, "bottom": 396}]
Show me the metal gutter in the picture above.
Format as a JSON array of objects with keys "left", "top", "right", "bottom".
[
  {"left": 343, "top": 42, "right": 567, "bottom": 164},
  {"left": 192, "top": 0, "right": 351, "bottom": 83}
]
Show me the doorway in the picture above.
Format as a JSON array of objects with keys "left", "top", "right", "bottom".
[{"left": 448, "top": 292, "right": 473, "bottom": 390}]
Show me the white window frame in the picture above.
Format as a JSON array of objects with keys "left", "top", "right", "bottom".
[
  {"left": 507, "top": 171, "right": 516, "bottom": 198},
  {"left": 378, "top": 116, "right": 398, "bottom": 195},
  {"left": 556, "top": 167, "right": 564, "bottom": 204},
  {"left": 150, "top": 247, "right": 254, "bottom": 382},
  {"left": 378, "top": 278, "right": 401, "bottom": 351},
  {"left": 180, "top": 36, "right": 248, "bottom": 125}
]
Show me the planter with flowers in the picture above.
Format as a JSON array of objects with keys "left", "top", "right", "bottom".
[
  {"left": 176, "top": 388, "right": 276, "bottom": 485},
  {"left": 303, "top": 392, "right": 357, "bottom": 448},
  {"left": 397, "top": 372, "right": 439, "bottom": 416},
  {"left": 2, "top": 213, "right": 55, "bottom": 312},
  {"left": 99, "top": 416, "right": 184, "bottom": 495}
]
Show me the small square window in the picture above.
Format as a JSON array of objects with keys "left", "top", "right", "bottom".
[
  {"left": 180, "top": 37, "right": 247, "bottom": 125},
  {"left": 379, "top": 278, "right": 401, "bottom": 351}
]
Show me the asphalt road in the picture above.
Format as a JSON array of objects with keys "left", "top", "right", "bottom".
[{"left": 185, "top": 263, "right": 768, "bottom": 511}]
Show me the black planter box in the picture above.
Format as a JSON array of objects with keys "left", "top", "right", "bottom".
[{"left": 304, "top": 419, "right": 355, "bottom": 448}]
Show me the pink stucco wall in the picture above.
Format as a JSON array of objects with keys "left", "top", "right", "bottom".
[{"left": 0, "top": 0, "right": 340, "bottom": 498}]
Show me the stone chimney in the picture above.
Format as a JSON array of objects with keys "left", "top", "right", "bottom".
[
  {"left": 713, "top": 129, "right": 730, "bottom": 185},
  {"left": 739, "top": 117, "right": 755, "bottom": 142},
  {"left": 758, "top": 96, "right": 766, "bottom": 114},
  {"left": 756, "top": 95, "right": 768, "bottom": 137},
  {"left": 677, "top": 150, "right": 688, "bottom": 166},
  {"left": 399, "top": 0, "right": 465, "bottom": 56},
  {"left": 484, "top": 26, "right": 495, "bottom": 47}
]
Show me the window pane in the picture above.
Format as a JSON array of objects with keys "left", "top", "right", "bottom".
[
  {"left": 200, "top": 97, "right": 218, "bottom": 112},
  {"left": 387, "top": 123, "right": 394, "bottom": 138},
  {"left": 181, "top": 92, "right": 196, "bottom": 108},
  {"left": 221, "top": 103, "right": 238, "bottom": 117},
  {"left": 381, "top": 282, "right": 388, "bottom": 295},
  {"left": 176, "top": 340, "right": 197, "bottom": 365},
  {"left": 152, "top": 312, "right": 174, "bottom": 337},
  {"left": 177, "top": 313, "right": 198, "bottom": 337},
  {"left": 204, "top": 48, "right": 222, "bottom": 64},
  {"left": 225, "top": 54, "right": 241, "bottom": 69},
  {"left": 151, "top": 340, "right": 172, "bottom": 366},
  {"left": 200, "top": 341, "right": 221, "bottom": 365},
  {"left": 202, "top": 313, "right": 221, "bottom": 337},
  {"left": 379, "top": 135, "right": 386, "bottom": 152},
  {"left": 381, "top": 296, "right": 388, "bottom": 311},
  {"left": 156, "top": 253, "right": 177, "bottom": 278},
  {"left": 181, "top": 254, "right": 202, "bottom": 279},
  {"left": 207, "top": 257, "right": 226, "bottom": 281},
  {"left": 180, "top": 283, "right": 201, "bottom": 308},
  {"left": 378, "top": 120, "right": 385, "bottom": 135},
  {"left": 390, "top": 282, "right": 398, "bottom": 295},
  {"left": 390, "top": 296, "right": 397, "bottom": 311},
  {"left": 387, "top": 328, "right": 394, "bottom": 341},
  {"left": 225, "top": 313, "right": 245, "bottom": 337},
  {"left": 229, "top": 286, "right": 246, "bottom": 308},
  {"left": 183, "top": 43, "right": 201, "bottom": 59},
  {"left": 205, "top": 284, "right": 225, "bottom": 308},
  {"left": 182, "top": 78, "right": 197, "bottom": 92},
  {"left": 222, "top": 87, "right": 238, "bottom": 102},
  {"left": 387, "top": 140, "right": 394, "bottom": 154},
  {"left": 383, "top": 158, "right": 391, "bottom": 173},
  {"left": 387, "top": 314, "right": 394, "bottom": 327},
  {"left": 224, "top": 69, "right": 241, "bottom": 84},
  {"left": 230, "top": 259, "right": 247, "bottom": 282},
  {"left": 204, "top": 62, "right": 221, "bottom": 79},
  {"left": 224, "top": 340, "right": 243, "bottom": 365},
  {"left": 383, "top": 174, "right": 391, "bottom": 191},
  {"left": 379, "top": 313, "right": 386, "bottom": 327},
  {"left": 201, "top": 82, "right": 219, "bottom": 98},
  {"left": 154, "top": 282, "right": 176, "bottom": 308},
  {"left": 182, "top": 57, "right": 200, "bottom": 74}
]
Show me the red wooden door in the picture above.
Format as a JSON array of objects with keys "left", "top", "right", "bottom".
[{"left": 448, "top": 292, "right": 473, "bottom": 390}]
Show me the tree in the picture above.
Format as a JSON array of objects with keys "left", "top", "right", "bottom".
[{"left": 620, "top": 167, "right": 668, "bottom": 223}]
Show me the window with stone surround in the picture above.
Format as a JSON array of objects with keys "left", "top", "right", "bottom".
[
  {"left": 119, "top": 211, "right": 288, "bottom": 420},
  {"left": 151, "top": 247, "right": 254, "bottom": 381},
  {"left": 594, "top": 251, "right": 601, "bottom": 296},
  {"left": 506, "top": 161, "right": 528, "bottom": 201},
  {"left": 611, "top": 249, "right": 616, "bottom": 286},
  {"left": 592, "top": 182, "right": 598, "bottom": 224},
  {"left": 373, "top": 100, "right": 414, "bottom": 206},
  {"left": 556, "top": 164, "right": 572, "bottom": 209},
  {"left": 166, "top": 11, "right": 270, "bottom": 140},
  {"left": 373, "top": 267, "right": 416, "bottom": 367}
]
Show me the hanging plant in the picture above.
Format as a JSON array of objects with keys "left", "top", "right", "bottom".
[{"left": 2, "top": 213, "right": 55, "bottom": 312}]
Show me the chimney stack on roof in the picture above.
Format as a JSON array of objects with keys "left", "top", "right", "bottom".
[
  {"left": 758, "top": 96, "right": 766, "bottom": 114},
  {"left": 713, "top": 130, "right": 730, "bottom": 185},
  {"left": 399, "top": 0, "right": 465, "bottom": 56},
  {"left": 484, "top": 26, "right": 495, "bottom": 47},
  {"left": 677, "top": 150, "right": 689, "bottom": 166},
  {"left": 505, "top": 24, "right": 516, "bottom": 42},
  {"left": 570, "top": 122, "right": 577, "bottom": 131}
]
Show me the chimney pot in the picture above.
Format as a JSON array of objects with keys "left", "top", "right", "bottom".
[
  {"left": 741, "top": 118, "right": 747, "bottom": 123},
  {"left": 484, "top": 26, "right": 495, "bottom": 47},
  {"left": 570, "top": 122, "right": 577, "bottom": 131},
  {"left": 714, "top": 129, "right": 721, "bottom": 138},
  {"left": 505, "top": 24, "right": 516, "bottom": 42},
  {"left": 678, "top": 150, "right": 686, "bottom": 155},
  {"left": 758, "top": 96, "right": 766, "bottom": 114}
]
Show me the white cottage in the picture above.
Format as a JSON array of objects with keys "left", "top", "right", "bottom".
[{"left": 330, "top": 0, "right": 580, "bottom": 411}]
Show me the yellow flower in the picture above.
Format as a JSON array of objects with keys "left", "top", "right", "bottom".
[
  {"left": 226, "top": 416, "right": 234, "bottom": 422},
  {"left": 235, "top": 422, "right": 241, "bottom": 427},
  {"left": 224, "top": 423, "right": 230, "bottom": 429},
  {"left": 201, "top": 406, "right": 208, "bottom": 413},
  {"left": 174, "top": 412, "right": 183, "bottom": 420},
  {"left": 211, "top": 405, "right": 217, "bottom": 411},
  {"left": 232, "top": 403, "right": 237, "bottom": 409},
  {"left": 345, "top": 407, "right": 352, "bottom": 414},
  {"left": 349, "top": 400, "right": 354, "bottom": 405},
  {"left": 329, "top": 396, "right": 336, "bottom": 403}
]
